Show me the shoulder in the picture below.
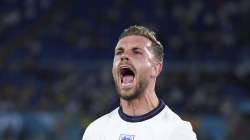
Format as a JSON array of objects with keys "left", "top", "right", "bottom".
[
  {"left": 86, "top": 108, "right": 118, "bottom": 130},
  {"left": 169, "top": 120, "right": 197, "bottom": 140},
  {"left": 82, "top": 108, "right": 118, "bottom": 140},
  {"left": 162, "top": 106, "right": 197, "bottom": 140}
]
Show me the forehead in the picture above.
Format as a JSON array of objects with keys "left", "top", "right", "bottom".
[{"left": 116, "top": 35, "right": 152, "bottom": 49}]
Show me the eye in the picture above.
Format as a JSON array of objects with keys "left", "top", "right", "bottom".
[
  {"left": 133, "top": 50, "right": 142, "bottom": 55},
  {"left": 132, "top": 48, "right": 143, "bottom": 55},
  {"left": 115, "top": 51, "right": 122, "bottom": 55}
]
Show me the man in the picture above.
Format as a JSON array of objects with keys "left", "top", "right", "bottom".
[{"left": 82, "top": 25, "right": 197, "bottom": 140}]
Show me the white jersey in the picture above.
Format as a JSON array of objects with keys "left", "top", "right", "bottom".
[{"left": 82, "top": 100, "right": 197, "bottom": 140}]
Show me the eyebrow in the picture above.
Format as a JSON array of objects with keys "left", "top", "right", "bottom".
[
  {"left": 115, "top": 47, "right": 124, "bottom": 51},
  {"left": 115, "top": 46, "right": 143, "bottom": 52},
  {"left": 132, "top": 47, "right": 142, "bottom": 51}
]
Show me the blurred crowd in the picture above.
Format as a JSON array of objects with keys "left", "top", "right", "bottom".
[{"left": 0, "top": 0, "right": 250, "bottom": 140}]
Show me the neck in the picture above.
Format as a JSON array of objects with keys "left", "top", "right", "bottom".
[{"left": 120, "top": 89, "right": 159, "bottom": 116}]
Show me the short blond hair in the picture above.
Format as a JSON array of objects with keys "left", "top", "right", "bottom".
[{"left": 119, "top": 25, "right": 164, "bottom": 62}]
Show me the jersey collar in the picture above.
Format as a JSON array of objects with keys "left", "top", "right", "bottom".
[{"left": 118, "top": 99, "right": 165, "bottom": 122}]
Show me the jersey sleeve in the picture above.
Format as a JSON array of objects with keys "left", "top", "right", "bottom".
[
  {"left": 82, "top": 115, "right": 109, "bottom": 140},
  {"left": 169, "top": 121, "right": 197, "bottom": 140},
  {"left": 82, "top": 125, "right": 93, "bottom": 140}
]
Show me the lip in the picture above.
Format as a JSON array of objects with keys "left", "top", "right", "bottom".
[
  {"left": 119, "top": 77, "right": 136, "bottom": 90},
  {"left": 119, "top": 65, "right": 135, "bottom": 73},
  {"left": 118, "top": 64, "right": 135, "bottom": 76},
  {"left": 118, "top": 64, "right": 136, "bottom": 89}
]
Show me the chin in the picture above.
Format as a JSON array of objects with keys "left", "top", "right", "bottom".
[
  {"left": 120, "top": 94, "right": 137, "bottom": 101},
  {"left": 118, "top": 89, "right": 140, "bottom": 101}
]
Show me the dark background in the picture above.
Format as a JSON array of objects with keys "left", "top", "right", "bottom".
[{"left": 0, "top": 0, "right": 250, "bottom": 139}]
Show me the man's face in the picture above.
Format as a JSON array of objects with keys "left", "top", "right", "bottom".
[{"left": 112, "top": 35, "right": 157, "bottom": 100}]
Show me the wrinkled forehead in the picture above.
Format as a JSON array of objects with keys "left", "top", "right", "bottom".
[{"left": 115, "top": 35, "right": 152, "bottom": 50}]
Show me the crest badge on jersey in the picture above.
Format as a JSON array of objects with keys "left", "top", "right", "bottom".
[{"left": 119, "top": 134, "right": 135, "bottom": 140}]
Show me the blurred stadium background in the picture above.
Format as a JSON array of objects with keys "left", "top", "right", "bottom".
[{"left": 0, "top": 0, "right": 250, "bottom": 139}]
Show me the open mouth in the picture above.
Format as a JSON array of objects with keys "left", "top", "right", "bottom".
[{"left": 119, "top": 67, "right": 135, "bottom": 88}]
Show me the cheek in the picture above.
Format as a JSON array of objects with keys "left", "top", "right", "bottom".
[
  {"left": 143, "top": 57, "right": 153, "bottom": 68},
  {"left": 112, "top": 57, "right": 119, "bottom": 68},
  {"left": 112, "top": 59, "right": 118, "bottom": 77},
  {"left": 112, "top": 66, "right": 115, "bottom": 77},
  {"left": 146, "top": 60, "right": 152, "bottom": 67},
  {"left": 145, "top": 60, "right": 155, "bottom": 76},
  {"left": 135, "top": 53, "right": 152, "bottom": 67},
  {"left": 137, "top": 59, "right": 153, "bottom": 75}
]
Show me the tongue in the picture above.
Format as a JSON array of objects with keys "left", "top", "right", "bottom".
[{"left": 122, "top": 75, "right": 134, "bottom": 84}]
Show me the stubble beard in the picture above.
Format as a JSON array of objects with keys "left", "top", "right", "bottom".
[{"left": 115, "top": 77, "right": 148, "bottom": 101}]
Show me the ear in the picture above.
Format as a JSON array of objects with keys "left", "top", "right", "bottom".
[{"left": 152, "top": 62, "right": 163, "bottom": 78}]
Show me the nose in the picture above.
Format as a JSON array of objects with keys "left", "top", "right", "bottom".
[{"left": 121, "top": 53, "right": 129, "bottom": 61}]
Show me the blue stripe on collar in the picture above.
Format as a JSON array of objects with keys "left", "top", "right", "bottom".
[{"left": 118, "top": 99, "right": 165, "bottom": 122}]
